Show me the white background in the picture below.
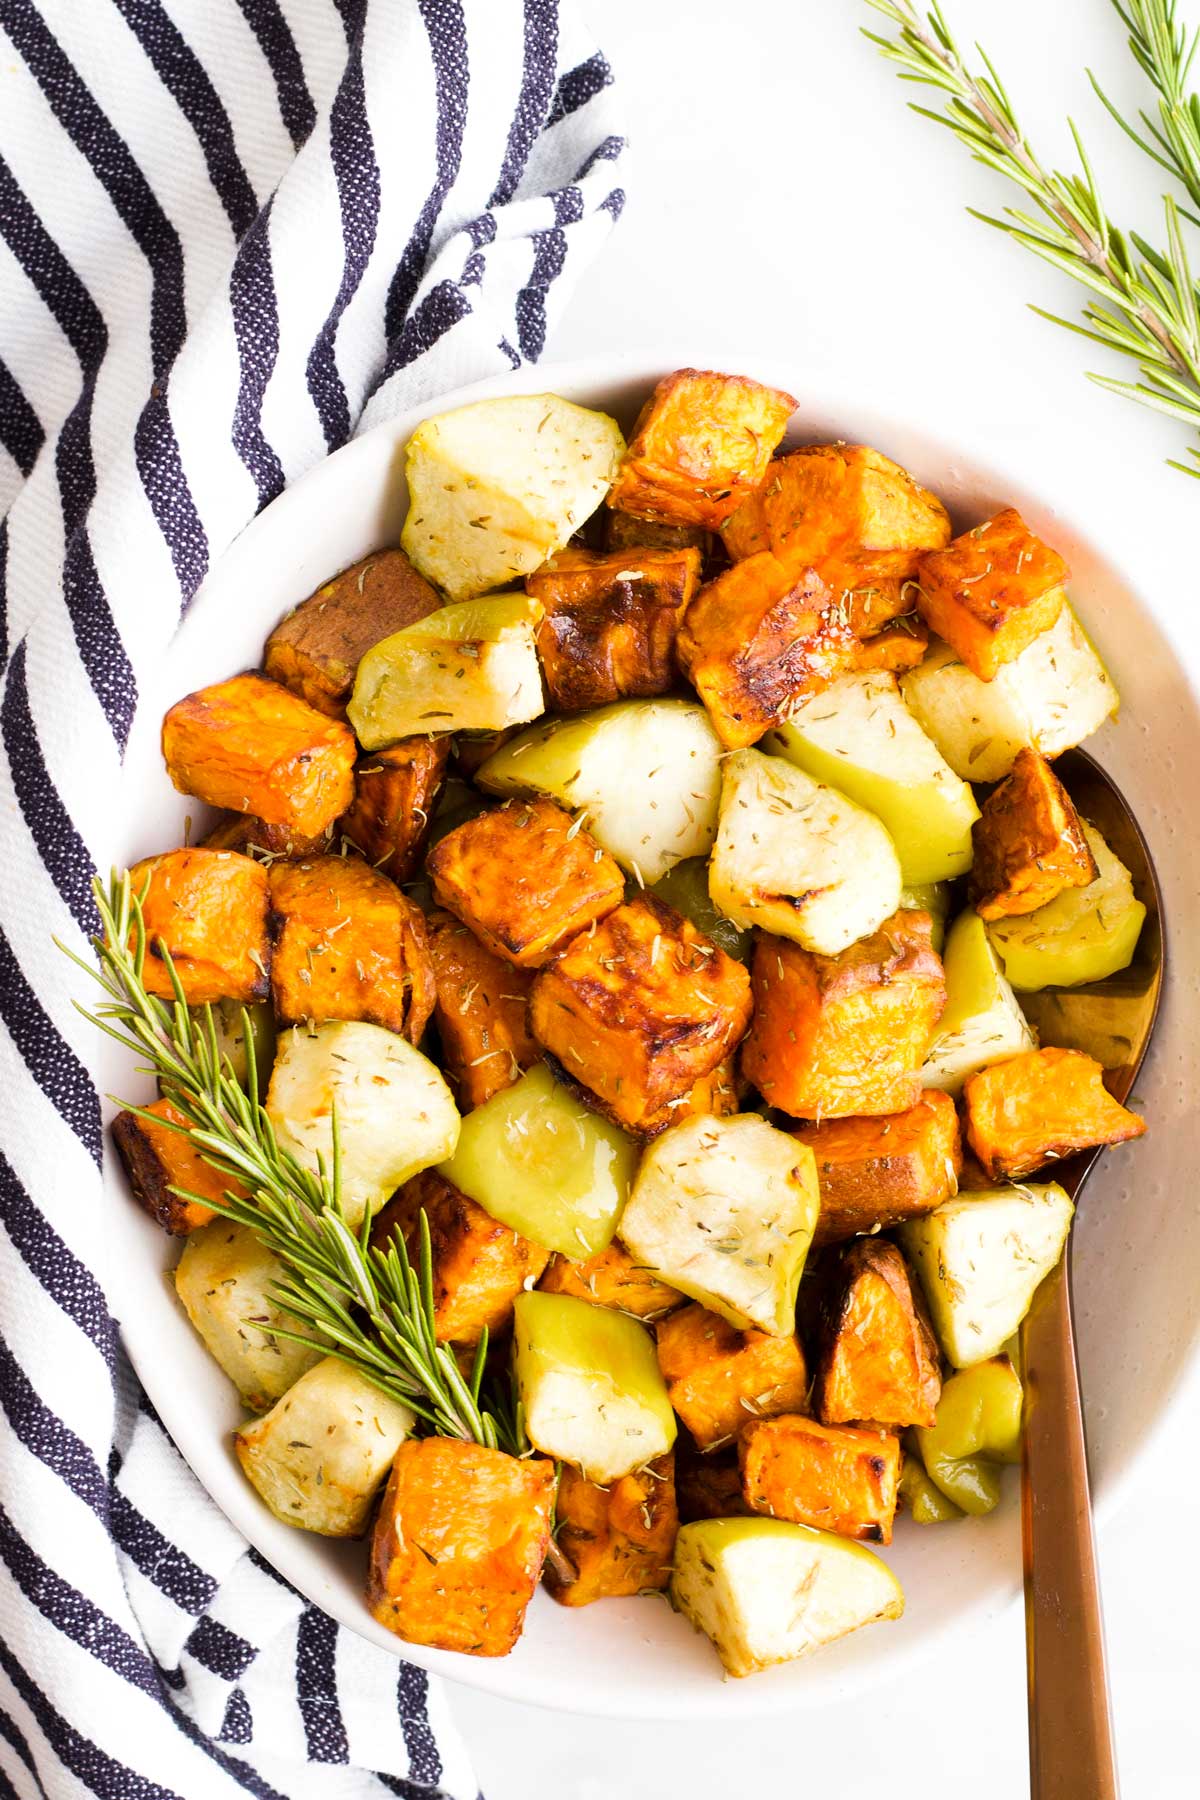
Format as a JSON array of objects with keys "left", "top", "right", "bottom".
[{"left": 445, "top": 2, "right": 1200, "bottom": 1795}]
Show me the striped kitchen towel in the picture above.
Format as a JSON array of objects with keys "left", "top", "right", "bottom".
[{"left": 0, "top": 2, "right": 627, "bottom": 1795}]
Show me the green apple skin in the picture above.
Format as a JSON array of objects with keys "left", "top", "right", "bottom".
[
  {"left": 921, "top": 910, "right": 1036, "bottom": 1094},
  {"left": 914, "top": 1356, "right": 1023, "bottom": 1515}
]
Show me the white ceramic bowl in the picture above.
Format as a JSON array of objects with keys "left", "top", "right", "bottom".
[{"left": 101, "top": 355, "right": 1200, "bottom": 1718}]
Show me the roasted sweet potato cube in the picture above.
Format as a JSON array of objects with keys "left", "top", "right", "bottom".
[
  {"left": 202, "top": 813, "right": 332, "bottom": 859},
  {"left": 264, "top": 548, "right": 440, "bottom": 717},
  {"left": 969, "top": 747, "right": 1097, "bottom": 920},
  {"left": 538, "top": 1240, "right": 682, "bottom": 1320},
  {"left": 794, "top": 1090, "right": 962, "bottom": 1246},
  {"left": 130, "top": 849, "right": 271, "bottom": 1005},
  {"left": 428, "top": 797, "right": 625, "bottom": 969},
  {"left": 269, "top": 856, "right": 434, "bottom": 1041},
  {"left": 112, "top": 1097, "right": 246, "bottom": 1235},
  {"left": 656, "top": 1303, "right": 810, "bottom": 1452},
  {"left": 339, "top": 736, "right": 451, "bottom": 882},
  {"left": 604, "top": 510, "right": 708, "bottom": 554},
  {"left": 742, "top": 913, "right": 946, "bottom": 1119},
  {"left": 738, "top": 1415, "right": 901, "bottom": 1543},
  {"left": 527, "top": 546, "right": 701, "bottom": 711},
  {"left": 813, "top": 1239, "right": 941, "bottom": 1429},
  {"left": 547, "top": 1454, "right": 678, "bottom": 1606},
  {"left": 674, "top": 1443, "right": 750, "bottom": 1523},
  {"left": 543, "top": 1050, "right": 739, "bottom": 1142},
  {"left": 454, "top": 728, "right": 518, "bottom": 778},
  {"left": 529, "top": 896, "right": 753, "bottom": 1133},
  {"left": 425, "top": 909, "right": 540, "bottom": 1109},
  {"left": 914, "top": 508, "right": 1069, "bottom": 680},
  {"left": 853, "top": 617, "right": 929, "bottom": 674},
  {"left": 368, "top": 1437, "right": 555, "bottom": 1655},
  {"left": 162, "top": 672, "right": 356, "bottom": 836},
  {"left": 677, "top": 554, "right": 856, "bottom": 748},
  {"left": 371, "top": 1170, "right": 549, "bottom": 1345},
  {"left": 607, "top": 369, "right": 796, "bottom": 528},
  {"left": 964, "top": 1046, "right": 1145, "bottom": 1180}
]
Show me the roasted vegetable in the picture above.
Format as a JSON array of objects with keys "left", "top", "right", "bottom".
[
  {"left": 920, "top": 908, "right": 1037, "bottom": 1094},
  {"left": 795, "top": 1089, "right": 962, "bottom": 1247},
  {"left": 529, "top": 896, "right": 752, "bottom": 1134},
  {"left": 741, "top": 911, "right": 946, "bottom": 1119},
  {"left": 618, "top": 1114, "right": 819, "bottom": 1335},
  {"left": 650, "top": 856, "right": 751, "bottom": 961},
  {"left": 899, "top": 1181, "right": 1074, "bottom": 1367},
  {"left": 986, "top": 821, "right": 1146, "bottom": 991},
  {"left": 969, "top": 747, "right": 1096, "bottom": 919},
  {"left": 180, "top": 998, "right": 275, "bottom": 1100},
  {"left": 739, "top": 1415, "right": 902, "bottom": 1544},
  {"left": 674, "top": 1445, "right": 750, "bottom": 1522},
  {"left": 129, "top": 849, "right": 271, "bottom": 1005},
  {"left": 604, "top": 509, "right": 708, "bottom": 554},
  {"left": 202, "top": 812, "right": 332, "bottom": 859},
  {"left": 670, "top": 1515, "right": 904, "bottom": 1678},
  {"left": 527, "top": 545, "right": 700, "bottom": 710},
  {"left": 162, "top": 672, "right": 356, "bottom": 835},
  {"left": 853, "top": 616, "right": 930, "bottom": 674},
  {"left": 269, "top": 856, "right": 435, "bottom": 1041},
  {"left": 368, "top": 1437, "right": 556, "bottom": 1655},
  {"left": 400, "top": 394, "right": 624, "bottom": 600},
  {"left": 898, "top": 1451, "right": 965, "bottom": 1523},
  {"left": 264, "top": 548, "right": 440, "bottom": 717},
  {"left": 266, "top": 1021, "right": 459, "bottom": 1227},
  {"left": 913, "top": 1355, "right": 1023, "bottom": 1514},
  {"left": 234, "top": 1357, "right": 414, "bottom": 1535},
  {"left": 512, "top": 1291, "right": 676, "bottom": 1483},
  {"left": 428, "top": 795, "right": 624, "bottom": 968},
  {"left": 607, "top": 368, "right": 795, "bottom": 528},
  {"left": 348, "top": 594, "right": 545, "bottom": 749},
  {"left": 548, "top": 1454, "right": 678, "bottom": 1606},
  {"left": 537, "top": 1240, "right": 682, "bottom": 1321},
  {"left": 766, "top": 671, "right": 979, "bottom": 885},
  {"left": 338, "top": 735, "right": 451, "bottom": 881},
  {"left": 964, "top": 1045, "right": 1146, "bottom": 1179},
  {"left": 900, "top": 880, "right": 951, "bottom": 953},
  {"left": 174, "top": 1220, "right": 321, "bottom": 1410},
  {"left": 914, "top": 509, "right": 1068, "bottom": 680},
  {"left": 655, "top": 1302, "right": 811, "bottom": 1450},
  {"left": 477, "top": 697, "right": 723, "bottom": 884},
  {"left": 438, "top": 1061, "right": 637, "bottom": 1258},
  {"left": 113, "top": 1097, "right": 245, "bottom": 1235},
  {"left": 709, "top": 748, "right": 902, "bottom": 955},
  {"left": 424, "top": 909, "right": 540, "bottom": 1109},
  {"left": 813, "top": 1239, "right": 941, "bottom": 1429}
]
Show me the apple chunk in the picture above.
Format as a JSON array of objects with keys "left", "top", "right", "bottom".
[{"left": 920, "top": 910, "right": 1036, "bottom": 1095}]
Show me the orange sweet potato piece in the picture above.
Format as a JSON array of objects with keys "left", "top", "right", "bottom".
[
  {"left": 162, "top": 672, "right": 356, "bottom": 836},
  {"left": 425, "top": 909, "right": 540, "bottom": 1109},
  {"left": 268, "top": 855, "right": 434, "bottom": 1041},
  {"left": 852, "top": 616, "right": 930, "bottom": 674},
  {"left": 914, "top": 508, "right": 1069, "bottom": 680},
  {"left": 527, "top": 546, "right": 701, "bottom": 711},
  {"left": 741, "top": 913, "right": 946, "bottom": 1119},
  {"left": 537, "top": 1240, "right": 682, "bottom": 1320},
  {"left": 964, "top": 1045, "right": 1146, "bottom": 1180},
  {"left": 674, "top": 1444, "right": 750, "bottom": 1523},
  {"left": 428, "top": 797, "right": 625, "bottom": 969},
  {"left": 368, "top": 1438, "right": 555, "bottom": 1655},
  {"left": 542, "top": 1050, "right": 739, "bottom": 1142},
  {"left": 202, "top": 813, "right": 332, "bottom": 859},
  {"left": 604, "top": 511, "right": 708, "bottom": 554},
  {"left": 677, "top": 555, "right": 856, "bottom": 748},
  {"left": 656, "top": 1303, "right": 810, "bottom": 1452},
  {"left": 970, "top": 747, "right": 1097, "bottom": 920},
  {"left": 371, "top": 1170, "right": 549, "bottom": 1345},
  {"left": 130, "top": 848, "right": 271, "bottom": 1005},
  {"left": 112, "top": 1098, "right": 246, "bottom": 1235},
  {"left": 813, "top": 1239, "right": 941, "bottom": 1429},
  {"left": 264, "top": 548, "right": 440, "bottom": 718},
  {"left": 529, "top": 895, "right": 753, "bottom": 1133},
  {"left": 607, "top": 369, "right": 796, "bottom": 528},
  {"left": 547, "top": 1454, "right": 678, "bottom": 1606},
  {"left": 738, "top": 1414, "right": 901, "bottom": 1544},
  {"left": 338, "top": 736, "right": 451, "bottom": 883},
  {"left": 794, "top": 1090, "right": 962, "bottom": 1246}
]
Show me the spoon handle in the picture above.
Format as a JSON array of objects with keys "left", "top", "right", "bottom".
[{"left": 1021, "top": 1255, "right": 1120, "bottom": 1800}]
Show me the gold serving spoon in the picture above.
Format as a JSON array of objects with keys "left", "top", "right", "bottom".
[{"left": 1016, "top": 747, "right": 1165, "bottom": 1800}]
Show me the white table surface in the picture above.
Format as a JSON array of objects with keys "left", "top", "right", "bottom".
[{"left": 446, "top": 2, "right": 1200, "bottom": 1794}]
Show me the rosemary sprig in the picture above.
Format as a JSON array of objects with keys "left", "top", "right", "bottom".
[
  {"left": 62, "top": 870, "right": 521, "bottom": 1453},
  {"left": 1092, "top": 1, "right": 1200, "bottom": 224},
  {"left": 863, "top": 0, "right": 1200, "bottom": 474}
]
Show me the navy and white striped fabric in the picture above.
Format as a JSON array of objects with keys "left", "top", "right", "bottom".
[{"left": 0, "top": 3, "right": 627, "bottom": 1793}]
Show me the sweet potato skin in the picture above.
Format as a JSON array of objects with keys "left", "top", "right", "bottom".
[
  {"left": 852, "top": 616, "right": 929, "bottom": 674},
  {"left": 738, "top": 1414, "right": 902, "bottom": 1544},
  {"left": 202, "top": 813, "right": 333, "bottom": 859},
  {"left": 368, "top": 1438, "right": 555, "bottom": 1655},
  {"left": 674, "top": 1444, "right": 750, "bottom": 1523},
  {"left": 604, "top": 510, "right": 708, "bottom": 555},
  {"left": 529, "top": 895, "right": 753, "bottom": 1133},
  {"left": 425, "top": 909, "right": 540, "bottom": 1109},
  {"left": 656, "top": 1303, "right": 810, "bottom": 1452},
  {"left": 371, "top": 1170, "right": 549, "bottom": 1345},
  {"left": 794, "top": 1090, "right": 962, "bottom": 1246},
  {"left": 130, "top": 849, "right": 271, "bottom": 1005},
  {"left": 112, "top": 1097, "right": 245, "bottom": 1234},
  {"left": 969, "top": 747, "right": 1097, "bottom": 920},
  {"left": 268, "top": 855, "right": 434, "bottom": 1042},
  {"left": 428, "top": 797, "right": 625, "bottom": 969},
  {"left": 528, "top": 546, "right": 701, "bottom": 711},
  {"left": 162, "top": 672, "right": 356, "bottom": 836},
  {"left": 264, "top": 548, "right": 440, "bottom": 717},
  {"left": 339, "top": 736, "right": 451, "bottom": 883},
  {"left": 607, "top": 369, "right": 796, "bottom": 528},
  {"left": 914, "top": 508, "right": 1069, "bottom": 680},
  {"left": 813, "top": 1239, "right": 941, "bottom": 1429},
  {"left": 742, "top": 912, "right": 947, "bottom": 1119},
  {"left": 547, "top": 1453, "right": 678, "bottom": 1607},
  {"left": 537, "top": 1240, "right": 682, "bottom": 1320},
  {"left": 964, "top": 1045, "right": 1146, "bottom": 1179}
]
